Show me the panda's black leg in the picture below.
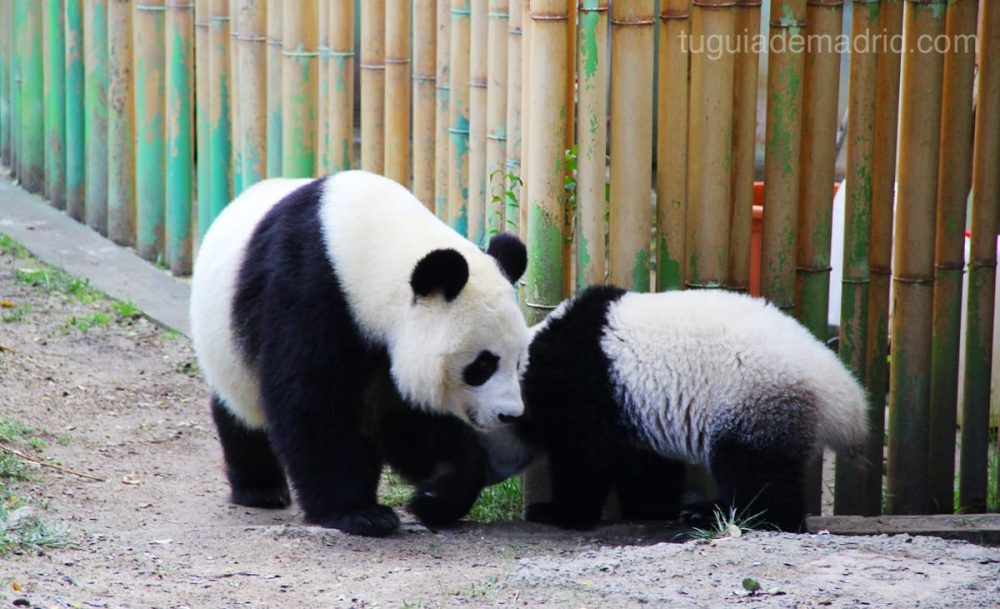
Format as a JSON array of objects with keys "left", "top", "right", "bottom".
[
  {"left": 708, "top": 437, "right": 806, "bottom": 532},
  {"left": 210, "top": 394, "right": 291, "bottom": 509},
  {"left": 526, "top": 451, "right": 612, "bottom": 530},
  {"left": 615, "top": 449, "right": 686, "bottom": 522}
]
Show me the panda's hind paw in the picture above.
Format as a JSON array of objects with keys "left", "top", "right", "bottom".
[
  {"left": 525, "top": 502, "right": 597, "bottom": 531},
  {"left": 408, "top": 487, "right": 477, "bottom": 527},
  {"left": 309, "top": 504, "right": 401, "bottom": 537},
  {"left": 231, "top": 485, "right": 292, "bottom": 510}
]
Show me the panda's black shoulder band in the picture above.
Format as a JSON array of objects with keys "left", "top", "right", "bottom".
[{"left": 411, "top": 248, "right": 470, "bottom": 302}]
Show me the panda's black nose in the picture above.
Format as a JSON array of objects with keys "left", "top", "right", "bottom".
[{"left": 498, "top": 413, "right": 519, "bottom": 424}]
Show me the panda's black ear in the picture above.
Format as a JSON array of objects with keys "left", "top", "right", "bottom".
[
  {"left": 486, "top": 232, "right": 527, "bottom": 284},
  {"left": 411, "top": 249, "right": 470, "bottom": 302}
]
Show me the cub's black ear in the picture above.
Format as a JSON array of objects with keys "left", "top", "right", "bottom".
[
  {"left": 486, "top": 232, "right": 527, "bottom": 284},
  {"left": 411, "top": 249, "right": 470, "bottom": 302}
]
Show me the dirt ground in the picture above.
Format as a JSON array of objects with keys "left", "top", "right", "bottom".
[{"left": 1, "top": 239, "right": 999, "bottom": 609}]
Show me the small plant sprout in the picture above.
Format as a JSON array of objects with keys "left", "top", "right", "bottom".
[
  {"left": 688, "top": 501, "right": 770, "bottom": 541},
  {"left": 742, "top": 577, "right": 761, "bottom": 595}
]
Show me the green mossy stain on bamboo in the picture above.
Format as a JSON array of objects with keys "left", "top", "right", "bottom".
[
  {"left": 576, "top": 233, "right": 592, "bottom": 289},
  {"left": 631, "top": 248, "right": 650, "bottom": 292},
  {"left": 846, "top": 161, "right": 873, "bottom": 269},
  {"left": 658, "top": 235, "right": 682, "bottom": 292},
  {"left": 579, "top": 6, "right": 600, "bottom": 80},
  {"left": 768, "top": 62, "right": 801, "bottom": 177}
]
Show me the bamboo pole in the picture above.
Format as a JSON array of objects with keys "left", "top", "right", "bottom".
[
  {"left": 85, "top": 0, "right": 110, "bottom": 234},
  {"left": 329, "top": 0, "right": 353, "bottom": 172},
  {"left": 17, "top": 0, "right": 44, "bottom": 194},
  {"left": 236, "top": 0, "right": 266, "bottom": 188},
  {"left": 282, "top": 0, "right": 318, "bottom": 177},
  {"left": 503, "top": 0, "right": 522, "bottom": 235},
  {"left": 229, "top": 0, "right": 242, "bottom": 192},
  {"left": 726, "top": 0, "right": 759, "bottom": 293},
  {"left": 44, "top": 0, "right": 66, "bottom": 208},
  {"left": 577, "top": 0, "right": 609, "bottom": 289},
  {"left": 560, "top": 1, "right": 575, "bottom": 297},
  {"left": 519, "top": 0, "right": 530, "bottom": 246},
  {"left": 361, "top": 0, "right": 385, "bottom": 173},
  {"left": 65, "top": 0, "right": 85, "bottom": 221},
  {"left": 684, "top": 0, "right": 735, "bottom": 291},
  {"left": 760, "top": 0, "right": 806, "bottom": 311},
  {"left": 0, "top": 0, "right": 8, "bottom": 169},
  {"left": 832, "top": 0, "right": 878, "bottom": 515},
  {"left": 195, "top": 0, "right": 210, "bottom": 242},
  {"left": 412, "top": 0, "right": 436, "bottom": 206},
  {"left": 265, "top": 0, "right": 282, "bottom": 176},
  {"left": 886, "top": 0, "right": 947, "bottom": 516},
  {"left": 107, "top": 0, "right": 135, "bottom": 245},
  {"left": 959, "top": 0, "right": 1000, "bottom": 515},
  {"left": 9, "top": 0, "right": 17, "bottom": 180},
  {"left": 485, "top": 0, "right": 509, "bottom": 238},
  {"left": 134, "top": 0, "right": 167, "bottom": 261},
  {"left": 466, "top": 0, "right": 488, "bottom": 245},
  {"left": 929, "top": 0, "right": 978, "bottom": 514},
  {"left": 384, "top": 0, "right": 410, "bottom": 187},
  {"left": 447, "top": 0, "right": 471, "bottom": 234},
  {"left": 862, "top": 0, "right": 903, "bottom": 516},
  {"left": 434, "top": 0, "right": 450, "bottom": 216},
  {"left": 316, "top": 0, "right": 331, "bottom": 174},
  {"left": 166, "top": 0, "right": 195, "bottom": 274},
  {"left": 609, "top": 0, "right": 654, "bottom": 292},
  {"left": 208, "top": 0, "right": 232, "bottom": 222}
]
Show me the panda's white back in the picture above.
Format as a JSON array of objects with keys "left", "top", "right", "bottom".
[{"left": 600, "top": 290, "right": 867, "bottom": 465}]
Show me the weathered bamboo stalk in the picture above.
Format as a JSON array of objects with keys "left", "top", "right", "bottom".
[
  {"left": 384, "top": 0, "right": 411, "bottom": 187},
  {"left": 485, "top": 0, "right": 509, "bottom": 238},
  {"left": 9, "top": 0, "right": 18, "bottom": 180},
  {"left": 85, "top": 0, "right": 109, "bottom": 233},
  {"left": 329, "top": 0, "right": 353, "bottom": 173},
  {"left": 447, "top": 0, "right": 471, "bottom": 234},
  {"left": 195, "top": 0, "right": 211, "bottom": 242},
  {"left": 685, "top": 0, "right": 735, "bottom": 291},
  {"left": 862, "top": 0, "right": 904, "bottom": 516},
  {"left": 44, "top": 0, "right": 66, "bottom": 208},
  {"left": 17, "top": 0, "right": 43, "bottom": 194},
  {"left": 265, "top": 0, "right": 282, "bottom": 176},
  {"left": 434, "top": 0, "right": 451, "bottom": 216},
  {"left": 282, "top": 0, "right": 318, "bottom": 177},
  {"left": 504, "top": 0, "right": 523, "bottom": 236},
  {"left": 135, "top": 0, "right": 167, "bottom": 261},
  {"left": 361, "top": 0, "right": 385, "bottom": 173},
  {"left": 609, "top": 0, "right": 654, "bottom": 292},
  {"left": 886, "top": 0, "right": 947, "bottom": 516},
  {"left": 316, "top": 0, "right": 331, "bottom": 174},
  {"left": 229, "top": 0, "right": 242, "bottom": 192},
  {"left": 413, "top": 0, "right": 436, "bottom": 207},
  {"left": 760, "top": 0, "right": 806, "bottom": 311},
  {"left": 834, "top": 0, "right": 877, "bottom": 515},
  {"left": 0, "top": 0, "right": 8, "bottom": 169},
  {"left": 236, "top": 0, "right": 266, "bottom": 188},
  {"left": 64, "top": 0, "right": 85, "bottom": 221},
  {"left": 929, "top": 0, "right": 978, "bottom": 514},
  {"left": 467, "top": 0, "right": 488, "bottom": 245},
  {"left": 577, "top": 0, "right": 609, "bottom": 289},
  {"left": 959, "top": 0, "right": 1000, "bottom": 515},
  {"left": 208, "top": 0, "right": 232, "bottom": 222},
  {"left": 726, "top": 0, "right": 759, "bottom": 293},
  {"left": 560, "top": 1, "right": 575, "bottom": 296},
  {"left": 519, "top": 0, "right": 530, "bottom": 245},
  {"left": 166, "top": 0, "right": 195, "bottom": 274},
  {"left": 107, "top": 0, "right": 135, "bottom": 245}
]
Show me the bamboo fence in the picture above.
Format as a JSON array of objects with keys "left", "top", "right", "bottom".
[{"left": 0, "top": 0, "right": 997, "bottom": 520}]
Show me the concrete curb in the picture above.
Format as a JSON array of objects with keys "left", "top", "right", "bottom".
[{"left": 0, "top": 177, "right": 191, "bottom": 336}]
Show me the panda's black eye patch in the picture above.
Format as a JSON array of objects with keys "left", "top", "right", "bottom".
[{"left": 463, "top": 351, "right": 499, "bottom": 387}]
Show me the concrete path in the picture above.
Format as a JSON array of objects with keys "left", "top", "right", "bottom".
[{"left": 0, "top": 177, "right": 191, "bottom": 336}]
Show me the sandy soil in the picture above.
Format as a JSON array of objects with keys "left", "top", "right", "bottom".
[{"left": 1, "top": 240, "right": 999, "bottom": 609}]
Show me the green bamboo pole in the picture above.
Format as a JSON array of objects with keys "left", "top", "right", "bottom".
[
  {"left": 329, "top": 0, "right": 353, "bottom": 172},
  {"left": 166, "top": 0, "right": 194, "bottom": 275},
  {"left": 834, "top": 0, "right": 878, "bottom": 515},
  {"left": 108, "top": 0, "right": 135, "bottom": 246},
  {"left": 760, "top": 0, "right": 806, "bottom": 312},
  {"left": 236, "top": 0, "right": 266, "bottom": 188},
  {"left": 265, "top": 0, "right": 282, "bottom": 176},
  {"left": 484, "top": 0, "right": 508, "bottom": 238},
  {"left": 863, "top": 0, "right": 903, "bottom": 517},
  {"left": 434, "top": 0, "right": 450, "bottom": 217},
  {"left": 0, "top": 0, "right": 8, "bottom": 168},
  {"left": 195, "top": 0, "right": 210, "bottom": 242},
  {"left": 282, "top": 0, "right": 318, "bottom": 177},
  {"left": 886, "top": 0, "right": 947, "bottom": 516},
  {"left": 518, "top": 0, "right": 530, "bottom": 248},
  {"left": 503, "top": 0, "right": 522, "bottom": 235},
  {"left": 413, "top": 0, "right": 436, "bottom": 207},
  {"left": 929, "top": 0, "right": 977, "bottom": 514},
  {"left": 609, "top": 0, "right": 654, "bottom": 292},
  {"left": 467, "top": 0, "right": 487, "bottom": 246},
  {"left": 577, "top": 0, "right": 609, "bottom": 289},
  {"left": 447, "top": 0, "right": 470, "bottom": 234},
  {"left": 229, "top": 0, "right": 242, "bottom": 193},
  {"left": 360, "top": 0, "right": 385, "bottom": 173},
  {"left": 685, "top": 0, "right": 734, "bottom": 291},
  {"left": 384, "top": 0, "right": 410, "bottom": 187},
  {"left": 85, "top": 0, "right": 109, "bottom": 234},
  {"left": 9, "top": 0, "right": 18, "bottom": 180},
  {"left": 44, "top": 0, "right": 66, "bottom": 208},
  {"left": 17, "top": 0, "right": 44, "bottom": 194},
  {"left": 959, "top": 0, "right": 1000, "bottom": 515},
  {"left": 208, "top": 0, "right": 231, "bottom": 222},
  {"left": 135, "top": 0, "right": 167, "bottom": 261},
  {"left": 316, "top": 0, "right": 330, "bottom": 174},
  {"left": 65, "top": 0, "right": 86, "bottom": 221},
  {"left": 726, "top": 0, "right": 757, "bottom": 294}
]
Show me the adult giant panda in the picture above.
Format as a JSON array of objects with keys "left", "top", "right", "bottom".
[
  {"left": 519, "top": 285, "right": 868, "bottom": 532},
  {"left": 190, "top": 171, "right": 530, "bottom": 537}
]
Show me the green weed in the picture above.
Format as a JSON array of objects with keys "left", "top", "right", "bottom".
[
  {"left": 377, "top": 469, "right": 524, "bottom": 524},
  {"left": 111, "top": 300, "right": 140, "bottom": 321},
  {"left": 62, "top": 311, "right": 112, "bottom": 333},
  {"left": 1, "top": 302, "right": 29, "bottom": 323},
  {"left": 687, "top": 502, "right": 770, "bottom": 541},
  {"left": 0, "top": 234, "right": 30, "bottom": 258},
  {"left": 15, "top": 267, "right": 101, "bottom": 304}
]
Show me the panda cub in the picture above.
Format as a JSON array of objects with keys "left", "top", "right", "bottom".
[
  {"left": 190, "top": 171, "right": 530, "bottom": 537},
  {"left": 520, "top": 285, "right": 868, "bottom": 532}
]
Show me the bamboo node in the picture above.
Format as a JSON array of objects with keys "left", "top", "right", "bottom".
[
  {"left": 486, "top": 134, "right": 508, "bottom": 142},
  {"left": 135, "top": 4, "right": 167, "bottom": 11},
  {"left": 413, "top": 74, "right": 437, "bottom": 83},
  {"left": 488, "top": 11, "right": 510, "bottom": 19},
  {"left": 470, "top": 80, "right": 487, "bottom": 89},
  {"left": 892, "top": 275, "right": 934, "bottom": 285},
  {"left": 284, "top": 50, "right": 320, "bottom": 58},
  {"left": 235, "top": 34, "right": 267, "bottom": 43},
  {"left": 579, "top": 5, "right": 609, "bottom": 13},
  {"left": 385, "top": 58, "right": 412, "bottom": 65},
  {"left": 660, "top": 8, "right": 692, "bottom": 20},
  {"left": 795, "top": 265, "right": 833, "bottom": 274},
  {"left": 508, "top": 27, "right": 523, "bottom": 35},
  {"left": 524, "top": 300, "right": 559, "bottom": 310},
  {"left": 869, "top": 266, "right": 892, "bottom": 276},
  {"left": 840, "top": 277, "right": 871, "bottom": 284},
  {"left": 691, "top": 1, "right": 740, "bottom": 8},
  {"left": 436, "top": 84, "right": 452, "bottom": 92},
  {"left": 451, "top": 7, "right": 472, "bottom": 16},
  {"left": 967, "top": 260, "right": 999, "bottom": 270},
  {"left": 934, "top": 262, "right": 965, "bottom": 272},
  {"left": 359, "top": 63, "right": 386, "bottom": 70},
  {"left": 209, "top": 15, "right": 230, "bottom": 22},
  {"left": 532, "top": 14, "right": 571, "bottom": 21},
  {"left": 684, "top": 282, "right": 727, "bottom": 289},
  {"left": 448, "top": 126, "right": 471, "bottom": 135},
  {"left": 328, "top": 50, "right": 356, "bottom": 57},
  {"left": 164, "top": 2, "right": 194, "bottom": 8},
  {"left": 807, "top": 0, "right": 844, "bottom": 6},
  {"left": 610, "top": 17, "right": 656, "bottom": 26}
]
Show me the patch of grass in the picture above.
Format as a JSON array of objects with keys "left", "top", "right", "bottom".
[
  {"left": 15, "top": 266, "right": 102, "bottom": 304},
  {"left": 463, "top": 576, "right": 499, "bottom": 599},
  {"left": 0, "top": 419, "right": 33, "bottom": 443},
  {"left": 62, "top": 311, "right": 112, "bottom": 333},
  {"left": 0, "top": 234, "right": 31, "bottom": 258},
  {"left": 687, "top": 503, "right": 770, "bottom": 541},
  {"left": 378, "top": 468, "right": 412, "bottom": 509},
  {"left": 2, "top": 302, "right": 29, "bottom": 323},
  {"left": 162, "top": 328, "right": 183, "bottom": 341},
  {"left": 111, "top": 299, "right": 141, "bottom": 322},
  {"left": 469, "top": 476, "right": 523, "bottom": 523}
]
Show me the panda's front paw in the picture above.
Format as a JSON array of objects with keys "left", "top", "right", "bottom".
[
  {"left": 525, "top": 502, "right": 597, "bottom": 531},
  {"left": 407, "top": 486, "right": 476, "bottom": 528},
  {"left": 230, "top": 484, "right": 292, "bottom": 510},
  {"left": 308, "top": 504, "right": 401, "bottom": 537}
]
